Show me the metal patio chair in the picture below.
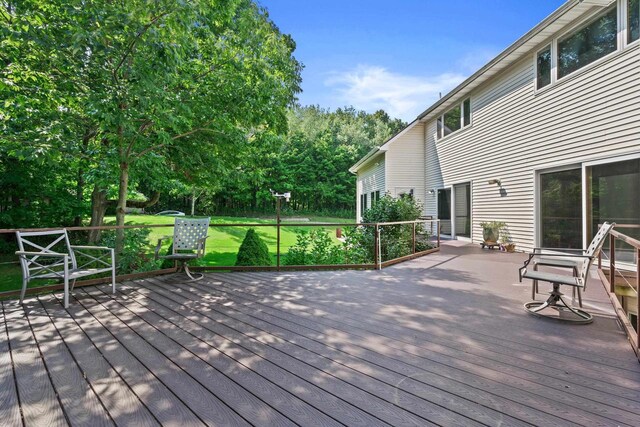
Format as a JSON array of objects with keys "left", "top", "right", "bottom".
[
  {"left": 518, "top": 222, "right": 615, "bottom": 323},
  {"left": 529, "top": 222, "right": 615, "bottom": 307},
  {"left": 16, "top": 229, "right": 116, "bottom": 308},
  {"left": 155, "top": 217, "right": 210, "bottom": 281}
]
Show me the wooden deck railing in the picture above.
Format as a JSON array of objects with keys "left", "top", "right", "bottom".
[
  {"left": 0, "top": 219, "right": 440, "bottom": 300},
  {"left": 597, "top": 224, "right": 640, "bottom": 360}
]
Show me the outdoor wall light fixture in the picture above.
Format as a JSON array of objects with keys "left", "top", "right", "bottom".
[
  {"left": 488, "top": 179, "right": 502, "bottom": 186},
  {"left": 428, "top": 189, "right": 435, "bottom": 195}
]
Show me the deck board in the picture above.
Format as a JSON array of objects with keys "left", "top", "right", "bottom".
[
  {"left": 37, "top": 295, "right": 160, "bottom": 427},
  {"left": 1, "top": 242, "right": 639, "bottom": 426},
  {"left": 0, "top": 304, "right": 24, "bottom": 426},
  {"left": 201, "top": 272, "right": 640, "bottom": 421}
]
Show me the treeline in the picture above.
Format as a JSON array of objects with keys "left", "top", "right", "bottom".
[{"left": 156, "top": 106, "right": 406, "bottom": 217}]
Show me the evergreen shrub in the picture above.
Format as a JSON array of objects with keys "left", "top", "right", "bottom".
[{"left": 235, "top": 229, "right": 271, "bottom": 266}]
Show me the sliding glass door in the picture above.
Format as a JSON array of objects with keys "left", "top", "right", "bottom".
[
  {"left": 587, "top": 158, "right": 640, "bottom": 263},
  {"left": 437, "top": 189, "right": 451, "bottom": 235},
  {"left": 539, "top": 168, "right": 582, "bottom": 249},
  {"left": 454, "top": 182, "right": 471, "bottom": 238}
]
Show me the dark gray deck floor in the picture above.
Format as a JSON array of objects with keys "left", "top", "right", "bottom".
[{"left": 2, "top": 242, "right": 640, "bottom": 426}]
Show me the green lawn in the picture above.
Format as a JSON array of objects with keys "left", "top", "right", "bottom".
[
  {"left": 0, "top": 214, "right": 352, "bottom": 293},
  {"left": 104, "top": 214, "right": 349, "bottom": 267}
]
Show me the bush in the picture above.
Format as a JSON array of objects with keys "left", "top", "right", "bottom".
[
  {"left": 346, "top": 195, "right": 430, "bottom": 263},
  {"left": 236, "top": 229, "right": 271, "bottom": 266},
  {"left": 100, "top": 228, "right": 160, "bottom": 274},
  {"left": 284, "top": 229, "right": 345, "bottom": 265}
]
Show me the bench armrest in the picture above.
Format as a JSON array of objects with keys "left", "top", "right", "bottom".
[
  {"left": 70, "top": 245, "right": 112, "bottom": 251},
  {"left": 16, "top": 251, "right": 68, "bottom": 258},
  {"left": 533, "top": 247, "right": 586, "bottom": 254},
  {"left": 154, "top": 236, "right": 173, "bottom": 259}
]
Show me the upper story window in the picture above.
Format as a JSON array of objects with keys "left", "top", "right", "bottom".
[
  {"left": 536, "top": 45, "right": 552, "bottom": 89},
  {"left": 535, "top": 1, "right": 639, "bottom": 91},
  {"left": 630, "top": 0, "right": 639, "bottom": 43},
  {"left": 437, "top": 97, "right": 471, "bottom": 140},
  {"left": 557, "top": 5, "right": 617, "bottom": 78}
]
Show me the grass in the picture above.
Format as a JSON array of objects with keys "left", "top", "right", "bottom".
[
  {"left": 105, "top": 214, "right": 349, "bottom": 266},
  {"left": 0, "top": 214, "right": 352, "bottom": 293}
]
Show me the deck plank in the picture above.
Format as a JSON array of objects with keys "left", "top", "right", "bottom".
[
  {"left": 225, "top": 269, "right": 640, "bottom": 384},
  {"left": 80, "top": 286, "right": 296, "bottom": 427},
  {"left": 69, "top": 290, "right": 250, "bottom": 427},
  {"left": 144, "top": 278, "right": 511, "bottom": 427},
  {"left": 50, "top": 293, "right": 204, "bottom": 426},
  {"left": 2, "top": 301, "right": 67, "bottom": 427},
  {"left": 0, "top": 303, "right": 24, "bottom": 427},
  {"left": 1, "top": 242, "right": 639, "bottom": 426},
  {"left": 216, "top": 272, "right": 640, "bottom": 401},
  {"left": 24, "top": 300, "right": 114, "bottom": 426},
  {"left": 36, "top": 295, "right": 160, "bottom": 427},
  {"left": 90, "top": 284, "right": 343, "bottom": 427},
  {"left": 154, "top": 276, "right": 584, "bottom": 427},
  {"left": 128, "top": 279, "right": 420, "bottom": 427},
  {"left": 205, "top": 273, "right": 640, "bottom": 423}
]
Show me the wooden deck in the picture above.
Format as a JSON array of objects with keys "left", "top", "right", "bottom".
[{"left": 2, "top": 242, "right": 640, "bottom": 426}]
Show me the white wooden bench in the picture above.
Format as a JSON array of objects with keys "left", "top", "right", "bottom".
[{"left": 16, "top": 229, "right": 116, "bottom": 308}]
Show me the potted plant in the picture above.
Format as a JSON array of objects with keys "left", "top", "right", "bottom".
[
  {"left": 499, "top": 224, "right": 516, "bottom": 252},
  {"left": 480, "top": 221, "right": 506, "bottom": 245}
]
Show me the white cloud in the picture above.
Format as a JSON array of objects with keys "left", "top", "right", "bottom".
[{"left": 324, "top": 65, "right": 466, "bottom": 121}]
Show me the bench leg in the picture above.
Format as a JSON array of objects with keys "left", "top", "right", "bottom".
[
  {"left": 111, "top": 250, "right": 116, "bottom": 294},
  {"left": 532, "top": 264, "right": 539, "bottom": 300},
  {"left": 64, "top": 276, "right": 69, "bottom": 309},
  {"left": 20, "top": 278, "right": 28, "bottom": 305}
]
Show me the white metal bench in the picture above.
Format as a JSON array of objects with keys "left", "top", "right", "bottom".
[{"left": 16, "top": 229, "right": 116, "bottom": 308}]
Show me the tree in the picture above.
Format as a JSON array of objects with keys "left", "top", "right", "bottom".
[{"left": 1, "top": 0, "right": 302, "bottom": 253}]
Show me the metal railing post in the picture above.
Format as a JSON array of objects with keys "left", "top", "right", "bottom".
[
  {"left": 609, "top": 234, "right": 615, "bottom": 293},
  {"left": 276, "top": 198, "right": 281, "bottom": 271},
  {"left": 437, "top": 222, "right": 441, "bottom": 248},
  {"left": 412, "top": 222, "right": 416, "bottom": 254},
  {"left": 373, "top": 224, "right": 378, "bottom": 268},
  {"left": 637, "top": 248, "right": 639, "bottom": 354}
]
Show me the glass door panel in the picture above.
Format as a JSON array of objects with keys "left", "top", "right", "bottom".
[
  {"left": 454, "top": 183, "right": 471, "bottom": 238},
  {"left": 437, "top": 189, "right": 451, "bottom": 235},
  {"left": 540, "top": 168, "right": 582, "bottom": 249},
  {"left": 587, "top": 158, "right": 640, "bottom": 264}
]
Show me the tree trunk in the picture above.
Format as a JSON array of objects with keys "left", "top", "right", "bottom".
[
  {"left": 191, "top": 189, "right": 196, "bottom": 216},
  {"left": 115, "top": 161, "right": 129, "bottom": 255},
  {"left": 88, "top": 186, "right": 108, "bottom": 243}
]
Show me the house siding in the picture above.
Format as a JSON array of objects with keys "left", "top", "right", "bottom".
[
  {"left": 385, "top": 123, "right": 426, "bottom": 211},
  {"left": 356, "top": 155, "right": 385, "bottom": 220},
  {"left": 424, "top": 41, "right": 639, "bottom": 250}
]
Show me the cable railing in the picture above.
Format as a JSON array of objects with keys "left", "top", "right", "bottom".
[
  {"left": 597, "top": 224, "right": 640, "bottom": 360},
  {"left": 0, "top": 219, "right": 440, "bottom": 300}
]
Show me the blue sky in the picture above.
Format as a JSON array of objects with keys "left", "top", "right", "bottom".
[{"left": 260, "top": 0, "right": 566, "bottom": 121}]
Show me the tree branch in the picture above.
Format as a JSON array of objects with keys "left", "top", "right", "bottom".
[{"left": 112, "top": 11, "right": 171, "bottom": 83}]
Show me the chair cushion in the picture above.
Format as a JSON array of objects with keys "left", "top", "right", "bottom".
[{"left": 521, "top": 269, "right": 583, "bottom": 287}]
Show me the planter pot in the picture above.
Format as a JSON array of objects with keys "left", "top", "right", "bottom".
[
  {"left": 502, "top": 243, "right": 516, "bottom": 252},
  {"left": 482, "top": 227, "right": 500, "bottom": 244}
]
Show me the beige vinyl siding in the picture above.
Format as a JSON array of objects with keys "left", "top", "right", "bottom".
[
  {"left": 425, "top": 42, "right": 640, "bottom": 250},
  {"left": 356, "top": 155, "right": 385, "bottom": 220},
  {"left": 384, "top": 123, "right": 426, "bottom": 210}
]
